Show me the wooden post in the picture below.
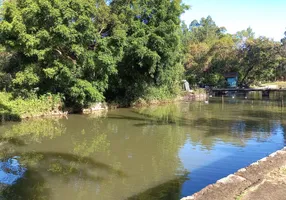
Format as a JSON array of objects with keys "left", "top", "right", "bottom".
[
  {"left": 282, "top": 94, "right": 284, "bottom": 108},
  {"left": 221, "top": 95, "right": 224, "bottom": 110}
]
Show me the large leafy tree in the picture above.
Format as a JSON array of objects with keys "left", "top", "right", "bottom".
[
  {"left": 234, "top": 27, "right": 255, "bottom": 47},
  {"left": 184, "top": 18, "right": 284, "bottom": 87},
  {"left": 0, "top": 0, "right": 124, "bottom": 108},
  {"left": 106, "top": 0, "right": 188, "bottom": 104},
  {"left": 238, "top": 37, "right": 281, "bottom": 85},
  {"left": 278, "top": 31, "right": 286, "bottom": 81},
  {"left": 188, "top": 16, "right": 226, "bottom": 44},
  {"left": 185, "top": 16, "right": 235, "bottom": 86}
]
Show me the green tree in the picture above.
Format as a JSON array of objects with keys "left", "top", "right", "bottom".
[
  {"left": 234, "top": 27, "right": 255, "bottom": 47},
  {"left": 0, "top": 45, "right": 13, "bottom": 91},
  {"left": 185, "top": 16, "right": 235, "bottom": 86},
  {"left": 238, "top": 37, "right": 281, "bottom": 85},
  {"left": 185, "top": 20, "right": 284, "bottom": 87},
  {"left": 278, "top": 31, "right": 286, "bottom": 81},
  {"left": 0, "top": 0, "right": 124, "bottom": 108},
  {"left": 106, "top": 0, "right": 188, "bottom": 104},
  {"left": 189, "top": 16, "right": 226, "bottom": 45}
]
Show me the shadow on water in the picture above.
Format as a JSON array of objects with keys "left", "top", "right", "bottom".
[
  {"left": 128, "top": 108, "right": 261, "bottom": 128},
  {"left": 175, "top": 155, "right": 254, "bottom": 198},
  {"left": 1, "top": 169, "right": 49, "bottom": 200},
  {"left": 0, "top": 136, "right": 126, "bottom": 200},
  {"left": 127, "top": 174, "right": 189, "bottom": 200},
  {"left": 108, "top": 112, "right": 192, "bottom": 127},
  {"left": 125, "top": 155, "right": 240, "bottom": 200},
  {"left": 0, "top": 137, "right": 26, "bottom": 146},
  {"left": 127, "top": 135, "right": 286, "bottom": 200},
  {"left": 21, "top": 151, "right": 126, "bottom": 179},
  {"left": 108, "top": 114, "right": 177, "bottom": 125}
]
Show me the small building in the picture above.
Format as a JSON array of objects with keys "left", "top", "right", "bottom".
[{"left": 224, "top": 72, "right": 238, "bottom": 88}]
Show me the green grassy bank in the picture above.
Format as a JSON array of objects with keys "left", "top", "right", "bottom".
[{"left": 0, "top": 92, "right": 63, "bottom": 121}]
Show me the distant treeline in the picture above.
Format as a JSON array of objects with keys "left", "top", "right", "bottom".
[
  {"left": 183, "top": 16, "right": 286, "bottom": 88},
  {"left": 0, "top": 0, "right": 285, "bottom": 109}
]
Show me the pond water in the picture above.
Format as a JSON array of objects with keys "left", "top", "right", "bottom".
[{"left": 0, "top": 97, "right": 285, "bottom": 200}]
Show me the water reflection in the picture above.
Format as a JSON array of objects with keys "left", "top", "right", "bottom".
[
  {"left": 133, "top": 101, "right": 285, "bottom": 148},
  {"left": 214, "top": 90, "right": 286, "bottom": 102},
  {"left": 0, "top": 157, "right": 26, "bottom": 185},
  {"left": 15, "top": 152, "right": 125, "bottom": 200},
  {"left": 3, "top": 119, "right": 66, "bottom": 143},
  {"left": 0, "top": 98, "right": 285, "bottom": 199},
  {"left": 1, "top": 168, "right": 50, "bottom": 200},
  {"left": 128, "top": 175, "right": 188, "bottom": 200},
  {"left": 0, "top": 119, "right": 124, "bottom": 199}
]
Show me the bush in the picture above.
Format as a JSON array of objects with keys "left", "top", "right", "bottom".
[
  {"left": 131, "top": 85, "right": 180, "bottom": 106},
  {"left": 0, "top": 92, "right": 62, "bottom": 121}
]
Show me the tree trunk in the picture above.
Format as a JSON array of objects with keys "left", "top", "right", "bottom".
[{"left": 239, "top": 66, "right": 254, "bottom": 86}]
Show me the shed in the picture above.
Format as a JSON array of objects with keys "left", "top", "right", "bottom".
[{"left": 224, "top": 72, "right": 238, "bottom": 88}]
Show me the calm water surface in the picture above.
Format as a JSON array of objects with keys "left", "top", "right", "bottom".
[{"left": 0, "top": 97, "right": 285, "bottom": 200}]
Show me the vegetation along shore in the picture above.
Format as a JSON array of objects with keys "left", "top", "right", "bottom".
[{"left": 0, "top": 0, "right": 286, "bottom": 121}]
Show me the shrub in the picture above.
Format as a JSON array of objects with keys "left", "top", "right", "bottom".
[{"left": 0, "top": 92, "right": 62, "bottom": 121}]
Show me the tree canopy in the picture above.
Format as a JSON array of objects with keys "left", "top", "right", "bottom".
[
  {"left": 0, "top": 0, "right": 188, "bottom": 108},
  {"left": 184, "top": 16, "right": 286, "bottom": 87},
  {"left": 106, "top": 0, "right": 188, "bottom": 104},
  {"left": 0, "top": 0, "right": 127, "bottom": 108},
  {"left": 0, "top": 0, "right": 285, "bottom": 110}
]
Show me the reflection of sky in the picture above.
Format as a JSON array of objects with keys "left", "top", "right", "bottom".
[
  {"left": 0, "top": 157, "right": 26, "bottom": 185},
  {"left": 178, "top": 120, "right": 285, "bottom": 197}
]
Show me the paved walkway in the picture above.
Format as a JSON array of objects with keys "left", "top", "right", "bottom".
[{"left": 182, "top": 147, "right": 286, "bottom": 200}]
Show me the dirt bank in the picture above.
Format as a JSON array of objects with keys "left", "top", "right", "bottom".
[{"left": 181, "top": 147, "right": 286, "bottom": 200}]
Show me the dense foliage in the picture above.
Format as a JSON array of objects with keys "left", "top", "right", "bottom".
[
  {"left": 0, "top": 1, "right": 286, "bottom": 111},
  {"left": 184, "top": 16, "right": 286, "bottom": 87},
  {"left": 0, "top": 0, "right": 188, "bottom": 109},
  {"left": 106, "top": 0, "right": 188, "bottom": 104},
  {"left": 0, "top": 0, "right": 127, "bottom": 108}
]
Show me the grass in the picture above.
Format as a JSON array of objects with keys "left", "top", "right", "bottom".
[
  {"left": 236, "top": 194, "right": 243, "bottom": 200},
  {"left": 261, "top": 81, "right": 286, "bottom": 88},
  {"left": 280, "top": 167, "right": 286, "bottom": 175},
  {"left": 132, "top": 86, "right": 180, "bottom": 107},
  {"left": 235, "top": 189, "right": 249, "bottom": 200},
  {"left": 0, "top": 92, "right": 63, "bottom": 121}
]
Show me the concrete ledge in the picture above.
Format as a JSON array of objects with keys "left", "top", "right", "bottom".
[{"left": 181, "top": 147, "right": 286, "bottom": 200}]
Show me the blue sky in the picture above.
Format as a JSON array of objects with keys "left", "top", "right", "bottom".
[{"left": 181, "top": 0, "right": 286, "bottom": 41}]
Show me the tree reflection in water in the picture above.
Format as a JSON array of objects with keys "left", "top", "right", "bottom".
[
  {"left": 0, "top": 118, "right": 124, "bottom": 200},
  {"left": 0, "top": 99, "right": 284, "bottom": 200}
]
